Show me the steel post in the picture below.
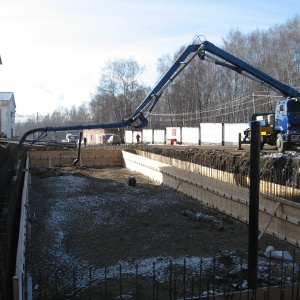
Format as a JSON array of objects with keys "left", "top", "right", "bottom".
[{"left": 248, "top": 120, "right": 261, "bottom": 289}]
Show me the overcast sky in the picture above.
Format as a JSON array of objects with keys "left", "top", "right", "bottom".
[{"left": 0, "top": 0, "right": 299, "bottom": 117}]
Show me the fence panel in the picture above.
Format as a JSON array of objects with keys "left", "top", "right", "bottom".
[
  {"left": 181, "top": 127, "right": 199, "bottom": 144},
  {"left": 153, "top": 129, "right": 165, "bottom": 144}
]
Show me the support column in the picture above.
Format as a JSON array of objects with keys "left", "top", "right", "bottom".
[{"left": 248, "top": 121, "right": 261, "bottom": 289}]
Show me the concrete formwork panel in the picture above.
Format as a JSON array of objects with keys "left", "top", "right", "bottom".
[{"left": 28, "top": 150, "right": 123, "bottom": 168}]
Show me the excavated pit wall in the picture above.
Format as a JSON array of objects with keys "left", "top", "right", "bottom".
[
  {"left": 27, "top": 147, "right": 300, "bottom": 247},
  {"left": 27, "top": 147, "right": 300, "bottom": 201},
  {"left": 140, "top": 147, "right": 300, "bottom": 189},
  {"left": 22, "top": 147, "right": 300, "bottom": 299}
]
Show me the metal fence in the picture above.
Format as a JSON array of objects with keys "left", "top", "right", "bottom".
[{"left": 27, "top": 251, "right": 300, "bottom": 300}]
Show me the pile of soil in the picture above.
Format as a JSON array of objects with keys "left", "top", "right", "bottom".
[{"left": 143, "top": 147, "right": 300, "bottom": 188}]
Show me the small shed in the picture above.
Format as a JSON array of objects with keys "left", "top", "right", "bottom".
[{"left": 0, "top": 92, "right": 16, "bottom": 138}]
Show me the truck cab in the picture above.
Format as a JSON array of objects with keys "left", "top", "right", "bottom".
[
  {"left": 273, "top": 99, "right": 300, "bottom": 151},
  {"left": 65, "top": 133, "right": 79, "bottom": 144}
]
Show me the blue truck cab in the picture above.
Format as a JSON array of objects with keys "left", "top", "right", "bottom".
[{"left": 274, "top": 99, "right": 300, "bottom": 151}]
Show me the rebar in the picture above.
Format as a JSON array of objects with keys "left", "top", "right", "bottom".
[{"left": 24, "top": 252, "right": 300, "bottom": 299}]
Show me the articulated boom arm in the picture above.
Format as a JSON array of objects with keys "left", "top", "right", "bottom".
[
  {"left": 20, "top": 38, "right": 300, "bottom": 146},
  {"left": 199, "top": 41, "right": 300, "bottom": 99},
  {"left": 19, "top": 116, "right": 147, "bottom": 146},
  {"left": 130, "top": 40, "right": 300, "bottom": 126}
]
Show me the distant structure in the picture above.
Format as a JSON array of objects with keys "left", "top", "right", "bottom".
[
  {"left": 0, "top": 92, "right": 16, "bottom": 138},
  {"left": 82, "top": 128, "right": 122, "bottom": 145}
]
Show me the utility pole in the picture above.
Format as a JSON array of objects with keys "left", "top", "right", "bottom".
[{"left": 252, "top": 91, "right": 256, "bottom": 114}]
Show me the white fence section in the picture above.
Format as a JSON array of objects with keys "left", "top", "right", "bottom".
[
  {"left": 181, "top": 127, "right": 200, "bottom": 144},
  {"left": 166, "top": 127, "right": 181, "bottom": 141},
  {"left": 153, "top": 130, "right": 165, "bottom": 144},
  {"left": 142, "top": 129, "right": 153, "bottom": 144},
  {"left": 125, "top": 123, "right": 248, "bottom": 145},
  {"left": 200, "top": 123, "right": 223, "bottom": 145},
  {"left": 224, "top": 123, "right": 248, "bottom": 145},
  {"left": 124, "top": 130, "right": 133, "bottom": 144}
]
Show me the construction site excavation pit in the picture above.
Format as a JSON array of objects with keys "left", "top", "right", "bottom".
[{"left": 26, "top": 164, "right": 300, "bottom": 299}]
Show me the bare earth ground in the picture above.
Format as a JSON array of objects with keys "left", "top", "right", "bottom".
[{"left": 26, "top": 163, "right": 300, "bottom": 299}]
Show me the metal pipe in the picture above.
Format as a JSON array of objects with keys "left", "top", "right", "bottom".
[
  {"left": 248, "top": 120, "right": 261, "bottom": 289},
  {"left": 105, "top": 266, "right": 107, "bottom": 300},
  {"left": 199, "top": 258, "right": 202, "bottom": 299},
  {"left": 119, "top": 265, "right": 122, "bottom": 299},
  {"left": 152, "top": 262, "right": 155, "bottom": 300},
  {"left": 169, "top": 260, "right": 172, "bottom": 299},
  {"left": 183, "top": 258, "right": 186, "bottom": 300},
  {"left": 136, "top": 264, "right": 139, "bottom": 300},
  {"left": 73, "top": 131, "right": 82, "bottom": 166},
  {"left": 18, "top": 113, "right": 148, "bottom": 147}
]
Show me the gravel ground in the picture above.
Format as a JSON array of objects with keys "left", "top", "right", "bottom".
[{"left": 25, "top": 165, "right": 300, "bottom": 299}]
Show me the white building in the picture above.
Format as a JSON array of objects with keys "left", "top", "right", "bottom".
[{"left": 0, "top": 92, "right": 16, "bottom": 138}]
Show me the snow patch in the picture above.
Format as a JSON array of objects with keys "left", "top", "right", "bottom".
[{"left": 264, "top": 246, "right": 293, "bottom": 261}]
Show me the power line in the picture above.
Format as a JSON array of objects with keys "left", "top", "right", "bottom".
[{"left": 150, "top": 91, "right": 280, "bottom": 117}]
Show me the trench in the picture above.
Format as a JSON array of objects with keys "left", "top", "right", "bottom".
[{"left": 22, "top": 148, "right": 300, "bottom": 299}]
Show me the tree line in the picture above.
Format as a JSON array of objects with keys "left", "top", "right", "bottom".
[{"left": 16, "top": 16, "right": 300, "bottom": 139}]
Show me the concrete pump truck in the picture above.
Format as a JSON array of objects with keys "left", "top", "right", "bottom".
[{"left": 19, "top": 36, "right": 300, "bottom": 153}]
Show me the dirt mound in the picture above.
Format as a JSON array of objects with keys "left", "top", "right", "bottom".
[{"left": 144, "top": 147, "right": 300, "bottom": 188}]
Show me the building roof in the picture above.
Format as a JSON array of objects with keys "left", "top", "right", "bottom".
[
  {"left": 0, "top": 92, "right": 16, "bottom": 108},
  {"left": 0, "top": 92, "right": 13, "bottom": 101}
]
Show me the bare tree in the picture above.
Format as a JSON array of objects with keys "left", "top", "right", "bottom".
[
  {"left": 93, "top": 58, "right": 148, "bottom": 123},
  {"left": 16, "top": 16, "right": 300, "bottom": 135}
]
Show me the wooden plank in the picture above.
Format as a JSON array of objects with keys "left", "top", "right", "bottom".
[
  {"left": 258, "top": 202, "right": 281, "bottom": 239},
  {"left": 27, "top": 149, "right": 123, "bottom": 167},
  {"left": 136, "top": 150, "right": 300, "bottom": 202}
]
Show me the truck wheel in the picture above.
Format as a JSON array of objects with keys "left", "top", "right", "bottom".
[{"left": 276, "top": 134, "right": 286, "bottom": 153}]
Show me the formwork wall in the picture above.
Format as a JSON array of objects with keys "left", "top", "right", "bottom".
[
  {"left": 27, "top": 149, "right": 124, "bottom": 168},
  {"left": 124, "top": 150, "right": 300, "bottom": 247}
]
